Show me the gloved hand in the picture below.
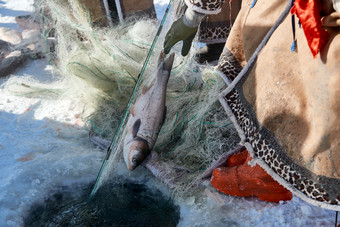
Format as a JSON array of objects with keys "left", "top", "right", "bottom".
[
  {"left": 163, "top": 17, "right": 198, "bottom": 56},
  {"left": 164, "top": 8, "right": 205, "bottom": 56}
]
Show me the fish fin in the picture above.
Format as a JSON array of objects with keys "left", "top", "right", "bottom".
[
  {"left": 158, "top": 50, "right": 166, "bottom": 65},
  {"left": 132, "top": 118, "right": 141, "bottom": 138},
  {"left": 129, "top": 105, "right": 135, "bottom": 117}
]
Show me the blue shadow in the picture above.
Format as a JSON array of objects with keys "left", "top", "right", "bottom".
[
  {"left": 0, "top": 7, "right": 33, "bottom": 30},
  {"left": 0, "top": 22, "right": 17, "bottom": 29},
  {"left": 0, "top": 7, "right": 32, "bottom": 18}
]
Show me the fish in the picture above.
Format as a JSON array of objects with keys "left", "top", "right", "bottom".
[
  {"left": 0, "top": 50, "right": 31, "bottom": 77},
  {"left": 123, "top": 51, "right": 175, "bottom": 171},
  {"left": 15, "top": 15, "right": 41, "bottom": 30},
  {"left": 89, "top": 135, "right": 191, "bottom": 187},
  {"left": 0, "top": 27, "right": 22, "bottom": 45},
  {"left": 0, "top": 40, "right": 12, "bottom": 61}
]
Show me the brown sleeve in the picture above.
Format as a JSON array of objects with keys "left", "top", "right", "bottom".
[
  {"left": 216, "top": 0, "right": 249, "bottom": 82},
  {"left": 223, "top": 0, "right": 247, "bottom": 66}
]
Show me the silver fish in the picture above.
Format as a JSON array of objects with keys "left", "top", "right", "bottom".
[
  {"left": 123, "top": 51, "right": 175, "bottom": 171},
  {"left": 0, "top": 27, "right": 22, "bottom": 45},
  {"left": 0, "top": 50, "right": 31, "bottom": 77},
  {"left": 88, "top": 134, "right": 191, "bottom": 188},
  {"left": 15, "top": 15, "right": 41, "bottom": 30},
  {"left": 0, "top": 40, "right": 12, "bottom": 60}
]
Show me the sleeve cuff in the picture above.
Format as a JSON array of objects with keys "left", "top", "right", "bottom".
[
  {"left": 184, "top": 0, "right": 223, "bottom": 15},
  {"left": 182, "top": 7, "right": 206, "bottom": 28}
]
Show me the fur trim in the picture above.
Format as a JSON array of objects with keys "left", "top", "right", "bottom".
[
  {"left": 215, "top": 68, "right": 231, "bottom": 85},
  {"left": 184, "top": 0, "right": 222, "bottom": 15},
  {"left": 199, "top": 37, "right": 227, "bottom": 44},
  {"left": 218, "top": 82, "right": 340, "bottom": 211}
]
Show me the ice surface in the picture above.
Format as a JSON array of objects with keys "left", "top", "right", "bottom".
[{"left": 0, "top": 0, "right": 337, "bottom": 226}]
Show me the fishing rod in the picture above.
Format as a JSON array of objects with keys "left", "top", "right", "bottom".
[{"left": 89, "top": 0, "right": 174, "bottom": 201}]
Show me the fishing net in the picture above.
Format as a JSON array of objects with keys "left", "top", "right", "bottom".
[{"left": 7, "top": 0, "right": 239, "bottom": 196}]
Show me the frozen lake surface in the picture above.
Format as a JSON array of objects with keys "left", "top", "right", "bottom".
[{"left": 0, "top": 0, "right": 337, "bottom": 226}]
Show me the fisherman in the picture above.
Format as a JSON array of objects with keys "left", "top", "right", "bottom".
[
  {"left": 0, "top": 16, "right": 42, "bottom": 78},
  {"left": 163, "top": 0, "right": 340, "bottom": 211}
]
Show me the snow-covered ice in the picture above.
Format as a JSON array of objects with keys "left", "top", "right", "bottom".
[{"left": 0, "top": 0, "right": 337, "bottom": 226}]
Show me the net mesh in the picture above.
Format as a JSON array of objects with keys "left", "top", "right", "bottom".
[{"left": 7, "top": 0, "right": 239, "bottom": 196}]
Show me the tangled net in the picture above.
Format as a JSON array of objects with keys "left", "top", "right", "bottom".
[{"left": 11, "top": 0, "right": 239, "bottom": 196}]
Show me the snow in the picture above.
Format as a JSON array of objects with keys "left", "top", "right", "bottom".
[
  {"left": 0, "top": 57, "right": 103, "bottom": 225},
  {"left": 0, "top": 0, "right": 337, "bottom": 226},
  {"left": 0, "top": 0, "right": 34, "bottom": 30}
]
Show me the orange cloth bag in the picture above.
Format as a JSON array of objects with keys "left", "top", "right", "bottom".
[{"left": 211, "top": 149, "right": 292, "bottom": 203}]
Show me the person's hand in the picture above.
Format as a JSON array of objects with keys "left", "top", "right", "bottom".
[
  {"left": 163, "top": 17, "right": 198, "bottom": 56},
  {"left": 321, "top": 11, "right": 340, "bottom": 27}
]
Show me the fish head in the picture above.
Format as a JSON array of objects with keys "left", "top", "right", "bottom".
[{"left": 127, "top": 139, "right": 150, "bottom": 171}]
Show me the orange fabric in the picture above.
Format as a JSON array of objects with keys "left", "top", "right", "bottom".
[
  {"left": 291, "top": 0, "right": 329, "bottom": 58},
  {"left": 226, "top": 148, "right": 248, "bottom": 167},
  {"left": 211, "top": 150, "right": 293, "bottom": 203}
]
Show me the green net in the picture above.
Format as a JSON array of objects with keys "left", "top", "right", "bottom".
[{"left": 11, "top": 0, "right": 240, "bottom": 197}]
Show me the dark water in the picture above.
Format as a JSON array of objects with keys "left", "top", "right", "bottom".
[{"left": 24, "top": 179, "right": 180, "bottom": 227}]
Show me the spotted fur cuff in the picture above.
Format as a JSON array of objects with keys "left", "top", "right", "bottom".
[{"left": 184, "top": 0, "right": 225, "bottom": 15}]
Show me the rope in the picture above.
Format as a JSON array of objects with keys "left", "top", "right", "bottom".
[
  {"left": 89, "top": 0, "right": 174, "bottom": 201},
  {"left": 291, "top": 14, "right": 297, "bottom": 51},
  {"left": 251, "top": 0, "right": 256, "bottom": 8}
]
